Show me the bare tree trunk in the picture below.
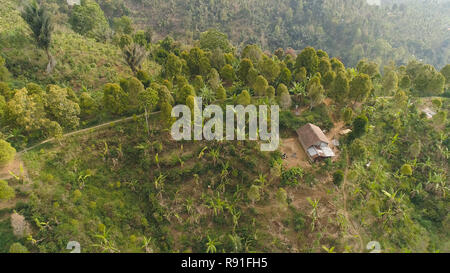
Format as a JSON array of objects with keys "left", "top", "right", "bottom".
[{"left": 46, "top": 49, "right": 56, "bottom": 74}]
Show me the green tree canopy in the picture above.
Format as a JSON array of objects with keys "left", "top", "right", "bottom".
[
  {"left": 254, "top": 75, "right": 269, "bottom": 96},
  {"left": 0, "top": 140, "right": 16, "bottom": 167},
  {"left": 102, "top": 83, "right": 128, "bottom": 115},
  {"left": 199, "top": 29, "right": 233, "bottom": 53},
  {"left": 69, "top": 0, "right": 109, "bottom": 39},
  {"left": 21, "top": 1, "right": 55, "bottom": 73},
  {"left": 45, "top": 85, "right": 81, "bottom": 129},
  {"left": 0, "top": 180, "right": 15, "bottom": 201},
  {"left": 237, "top": 90, "right": 251, "bottom": 106},
  {"left": 241, "top": 45, "right": 263, "bottom": 65},
  {"left": 331, "top": 71, "right": 349, "bottom": 103},
  {"left": 165, "top": 53, "right": 183, "bottom": 79},
  {"left": 177, "top": 84, "right": 196, "bottom": 104},
  {"left": 220, "top": 64, "right": 235, "bottom": 84},
  {"left": 9, "top": 243, "right": 29, "bottom": 253},
  {"left": 349, "top": 73, "right": 372, "bottom": 103},
  {"left": 237, "top": 58, "right": 254, "bottom": 83},
  {"left": 258, "top": 56, "right": 280, "bottom": 83},
  {"left": 382, "top": 70, "right": 399, "bottom": 95},
  {"left": 296, "top": 47, "right": 318, "bottom": 76},
  {"left": 351, "top": 114, "right": 369, "bottom": 139}
]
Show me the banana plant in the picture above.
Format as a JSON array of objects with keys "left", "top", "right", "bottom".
[
  {"left": 155, "top": 153, "right": 160, "bottom": 169},
  {"left": 142, "top": 236, "right": 153, "bottom": 253},
  {"left": 209, "top": 148, "right": 220, "bottom": 166},
  {"left": 307, "top": 197, "right": 320, "bottom": 232},
  {"left": 198, "top": 146, "right": 208, "bottom": 159},
  {"left": 92, "top": 228, "right": 120, "bottom": 253},
  {"left": 206, "top": 235, "right": 221, "bottom": 253}
]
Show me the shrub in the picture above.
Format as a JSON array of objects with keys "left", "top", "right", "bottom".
[
  {"left": 0, "top": 140, "right": 16, "bottom": 167},
  {"left": 292, "top": 211, "right": 306, "bottom": 232},
  {"left": 400, "top": 164, "right": 413, "bottom": 176},
  {"left": 0, "top": 180, "right": 15, "bottom": 201},
  {"left": 281, "top": 167, "right": 304, "bottom": 187},
  {"left": 333, "top": 170, "right": 344, "bottom": 187},
  {"left": 9, "top": 243, "right": 29, "bottom": 253}
]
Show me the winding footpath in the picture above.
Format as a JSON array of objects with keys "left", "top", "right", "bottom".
[{"left": 18, "top": 111, "right": 160, "bottom": 154}]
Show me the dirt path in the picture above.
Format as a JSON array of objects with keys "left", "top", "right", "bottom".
[
  {"left": 341, "top": 152, "right": 365, "bottom": 252},
  {"left": 19, "top": 111, "right": 160, "bottom": 154},
  {"left": 0, "top": 156, "right": 24, "bottom": 181},
  {"left": 326, "top": 121, "right": 345, "bottom": 144}
]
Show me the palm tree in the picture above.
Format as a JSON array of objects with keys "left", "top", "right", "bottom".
[
  {"left": 199, "top": 87, "right": 216, "bottom": 105},
  {"left": 21, "top": 1, "right": 55, "bottom": 73},
  {"left": 123, "top": 43, "right": 147, "bottom": 73}
]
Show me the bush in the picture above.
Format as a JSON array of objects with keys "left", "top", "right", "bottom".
[
  {"left": 0, "top": 139, "right": 16, "bottom": 166},
  {"left": 350, "top": 114, "right": 368, "bottom": 140},
  {"left": 292, "top": 211, "right": 306, "bottom": 232},
  {"left": 9, "top": 242, "right": 29, "bottom": 253},
  {"left": 281, "top": 167, "right": 304, "bottom": 187},
  {"left": 400, "top": 164, "right": 413, "bottom": 176},
  {"left": 333, "top": 170, "right": 344, "bottom": 187},
  {"left": 0, "top": 180, "right": 15, "bottom": 201},
  {"left": 349, "top": 139, "right": 368, "bottom": 161}
]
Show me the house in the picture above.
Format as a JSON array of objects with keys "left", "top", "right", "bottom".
[{"left": 296, "top": 123, "right": 335, "bottom": 162}]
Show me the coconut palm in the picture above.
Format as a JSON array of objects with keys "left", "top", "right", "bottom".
[
  {"left": 123, "top": 43, "right": 147, "bottom": 73},
  {"left": 21, "top": 1, "right": 55, "bottom": 73}
]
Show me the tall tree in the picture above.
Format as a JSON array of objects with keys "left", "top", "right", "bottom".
[
  {"left": 138, "top": 87, "right": 159, "bottom": 137},
  {"left": 254, "top": 76, "right": 269, "bottom": 97},
  {"left": 123, "top": 44, "right": 147, "bottom": 74},
  {"left": 331, "top": 71, "right": 349, "bottom": 103},
  {"left": 102, "top": 83, "right": 128, "bottom": 115},
  {"left": 45, "top": 85, "right": 81, "bottom": 129},
  {"left": 21, "top": 1, "right": 55, "bottom": 73},
  {"left": 382, "top": 70, "right": 399, "bottom": 95},
  {"left": 0, "top": 140, "right": 16, "bottom": 167},
  {"left": 349, "top": 74, "right": 372, "bottom": 104},
  {"left": 296, "top": 47, "right": 318, "bottom": 76}
]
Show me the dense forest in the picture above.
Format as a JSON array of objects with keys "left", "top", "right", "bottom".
[
  {"left": 93, "top": 0, "right": 450, "bottom": 69},
  {"left": 0, "top": 0, "right": 448, "bottom": 253}
]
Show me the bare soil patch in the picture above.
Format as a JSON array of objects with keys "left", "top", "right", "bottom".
[
  {"left": 0, "top": 156, "right": 24, "bottom": 181},
  {"left": 279, "top": 138, "right": 311, "bottom": 169}
]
